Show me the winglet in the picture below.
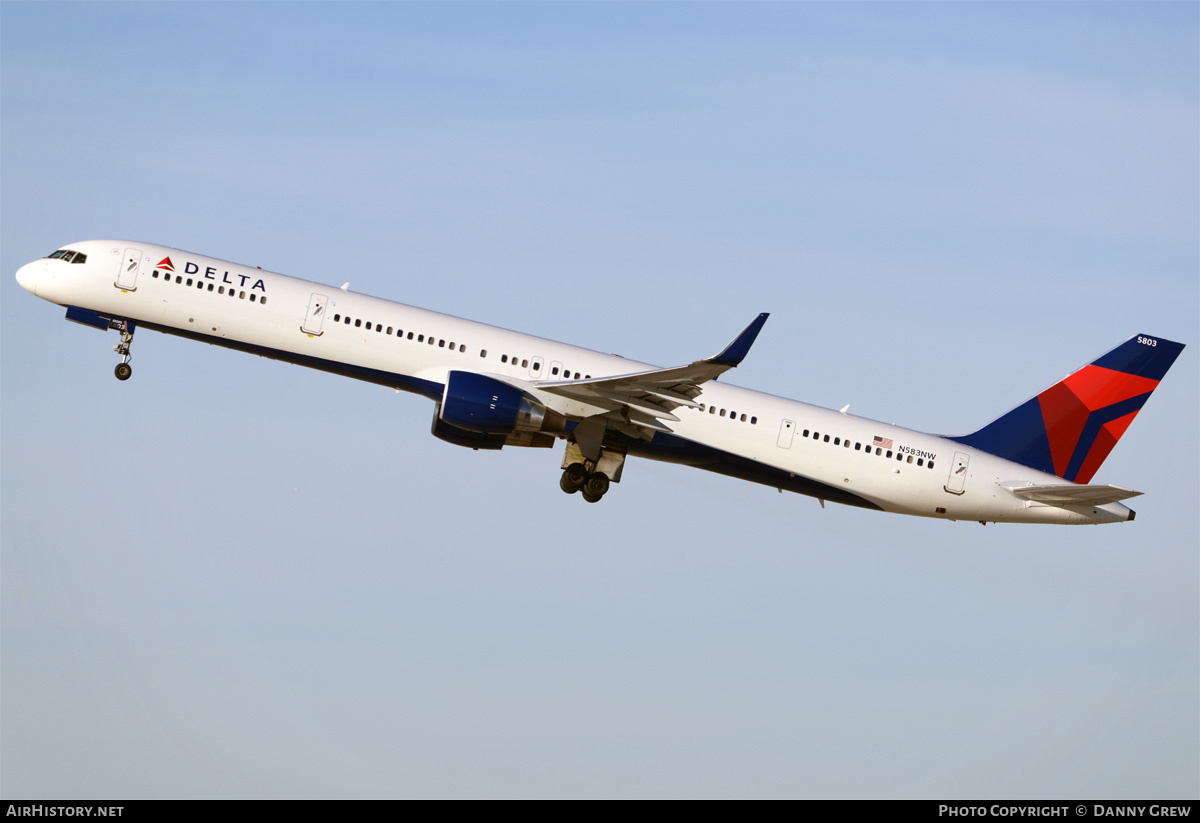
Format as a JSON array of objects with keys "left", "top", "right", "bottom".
[{"left": 708, "top": 313, "right": 769, "bottom": 367}]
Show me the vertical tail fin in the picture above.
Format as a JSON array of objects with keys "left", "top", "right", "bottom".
[{"left": 951, "top": 334, "right": 1185, "bottom": 482}]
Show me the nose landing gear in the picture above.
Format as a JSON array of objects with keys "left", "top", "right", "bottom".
[{"left": 112, "top": 321, "right": 134, "bottom": 381}]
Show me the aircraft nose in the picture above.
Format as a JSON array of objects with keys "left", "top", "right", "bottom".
[{"left": 15, "top": 261, "right": 40, "bottom": 296}]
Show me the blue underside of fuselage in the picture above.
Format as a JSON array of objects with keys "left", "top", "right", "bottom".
[{"left": 138, "top": 318, "right": 883, "bottom": 511}]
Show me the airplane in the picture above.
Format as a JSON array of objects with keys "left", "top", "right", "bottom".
[{"left": 14, "top": 240, "right": 1185, "bottom": 524}]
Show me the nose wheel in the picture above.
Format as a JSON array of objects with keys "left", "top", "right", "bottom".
[{"left": 112, "top": 321, "right": 134, "bottom": 381}]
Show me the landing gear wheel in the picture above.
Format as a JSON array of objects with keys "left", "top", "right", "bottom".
[
  {"left": 559, "top": 462, "right": 588, "bottom": 495},
  {"left": 581, "top": 472, "right": 610, "bottom": 503},
  {"left": 112, "top": 321, "right": 135, "bottom": 381}
]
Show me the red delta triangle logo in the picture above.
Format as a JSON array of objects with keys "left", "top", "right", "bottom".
[
  {"left": 1036, "top": 364, "right": 1160, "bottom": 483},
  {"left": 156, "top": 256, "right": 175, "bottom": 272}
]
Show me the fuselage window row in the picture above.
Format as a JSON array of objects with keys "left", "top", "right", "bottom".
[
  {"left": 330, "top": 313, "right": 469, "bottom": 353},
  {"left": 698, "top": 404, "right": 757, "bottom": 425},
  {"left": 799, "top": 427, "right": 934, "bottom": 469},
  {"left": 151, "top": 269, "right": 267, "bottom": 305}
]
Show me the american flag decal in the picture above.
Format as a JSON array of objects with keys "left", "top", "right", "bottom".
[{"left": 872, "top": 436, "right": 893, "bottom": 449}]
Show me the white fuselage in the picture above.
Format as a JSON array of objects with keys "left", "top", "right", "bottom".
[{"left": 15, "top": 240, "right": 1135, "bottom": 524}]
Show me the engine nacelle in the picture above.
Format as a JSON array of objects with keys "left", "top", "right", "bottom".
[
  {"left": 439, "top": 371, "right": 565, "bottom": 435},
  {"left": 431, "top": 412, "right": 507, "bottom": 450}
]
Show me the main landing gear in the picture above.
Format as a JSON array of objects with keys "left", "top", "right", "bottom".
[
  {"left": 112, "top": 320, "right": 134, "bottom": 381},
  {"left": 559, "top": 462, "right": 611, "bottom": 503},
  {"left": 558, "top": 439, "right": 625, "bottom": 504}
]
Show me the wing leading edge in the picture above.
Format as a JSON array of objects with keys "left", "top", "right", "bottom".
[{"left": 537, "top": 313, "right": 769, "bottom": 439}]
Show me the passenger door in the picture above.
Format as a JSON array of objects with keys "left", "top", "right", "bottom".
[
  {"left": 115, "top": 248, "right": 142, "bottom": 291},
  {"left": 301, "top": 293, "right": 328, "bottom": 336}
]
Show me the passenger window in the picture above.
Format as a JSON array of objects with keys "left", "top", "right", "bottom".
[
  {"left": 710, "top": 406, "right": 716, "bottom": 415},
  {"left": 365, "top": 322, "right": 372, "bottom": 330},
  {"left": 408, "top": 332, "right": 414, "bottom": 339},
  {"left": 260, "top": 297, "right": 267, "bottom": 305},
  {"left": 928, "top": 461, "right": 934, "bottom": 469},
  {"left": 418, "top": 334, "right": 424, "bottom": 342},
  {"left": 834, "top": 437, "right": 840, "bottom": 445},
  {"left": 740, "top": 414, "right": 746, "bottom": 422},
  {"left": 208, "top": 284, "right": 214, "bottom": 292},
  {"left": 552, "top": 367, "right": 560, "bottom": 375},
  {"left": 917, "top": 458, "right": 923, "bottom": 466},
  {"left": 480, "top": 349, "right": 487, "bottom": 357},
  {"left": 907, "top": 455, "right": 913, "bottom": 463},
  {"left": 750, "top": 416, "right": 757, "bottom": 425},
  {"left": 720, "top": 409, "right": 726, "bottom": 417},
  {"left": 355, "top": 319, "right": 362, "bottom": 327},
  {"left": 439, "top": 340, "right": 445, "bottom": 347},
  {"left": 459, "top": 345, "right": 466, "bottom": 353},
  {"left": 823, "top": 435, "right": 830, "bottom": 443},
  {"left": 218, "top": 286, "right": 225, "bottom": 294},
  {"left": 501, "top": 355, "right": 508, "bottom": 363},
  {"left": 250, "top": 293, "right": 257, "bottom": 302},
  {"left": 803, "top": 429, "right": 810, "bottom": 437}
]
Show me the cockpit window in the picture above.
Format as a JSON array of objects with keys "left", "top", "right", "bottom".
[
  {"left": 45, "top": 249, "right": 84, "bottom": 262},
  {"left": 46, "top": 249, "right": 85, "bottom": 263}
]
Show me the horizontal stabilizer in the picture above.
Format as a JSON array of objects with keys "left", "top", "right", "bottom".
[{"left": 1000, "top": 482, "right": 1142, "bottom": 507}]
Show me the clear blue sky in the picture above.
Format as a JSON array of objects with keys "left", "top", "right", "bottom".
[{"left": 2, "top": 1, "right": 1196, "bottom": 799}]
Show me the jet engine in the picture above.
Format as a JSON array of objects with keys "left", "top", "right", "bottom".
[{"left": 432, "top": 371, "right": 566, "bottom": 450}]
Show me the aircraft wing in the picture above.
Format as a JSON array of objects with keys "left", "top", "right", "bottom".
[
  {"left": 536, "top": 313, "right": 769, "bottom": 438},
  {"left": 1000, "top": 482, "right": 1143, "bottom": 507}
]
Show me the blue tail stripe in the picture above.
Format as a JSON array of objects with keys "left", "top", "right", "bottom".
[
  {"left": 950, "top": 397, "right": 1054, "bottom": 474},
  {"left": 1093, "top": 335, "right": 1185, "bottom": 381}
]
